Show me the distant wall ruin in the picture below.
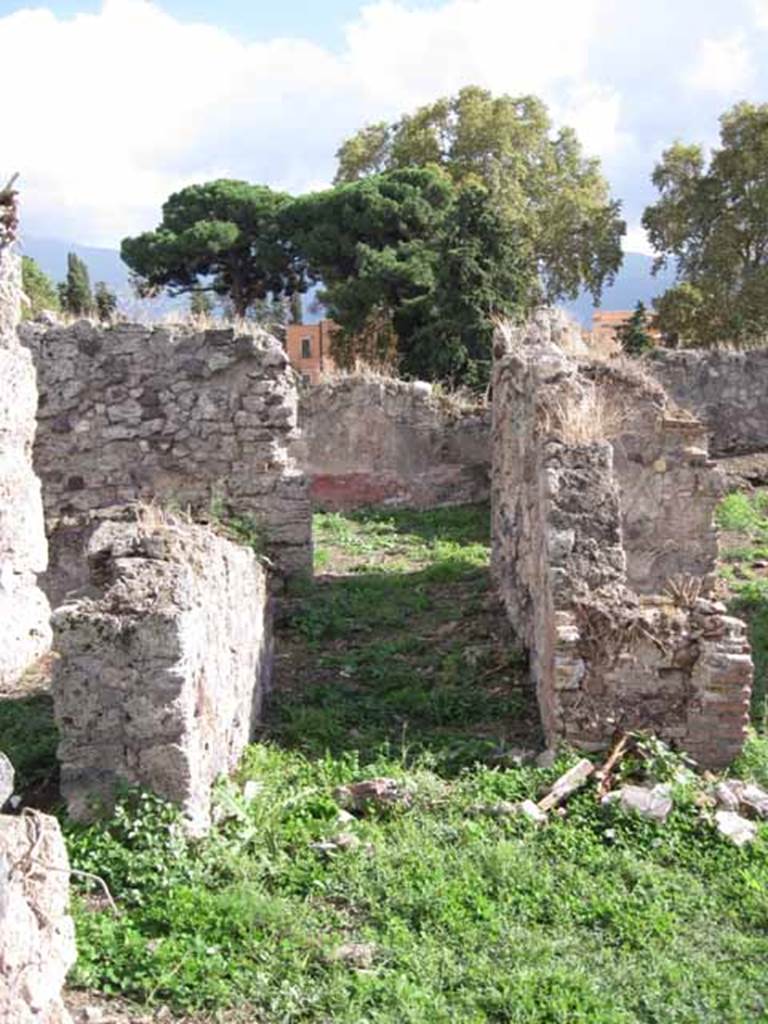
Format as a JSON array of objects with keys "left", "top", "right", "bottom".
[
  {"left": 20, "top": 320, "right": 312, "bottom": 594},
  {"left": 492, "top": 312, "right": 753, "bottom": 767},
  {"left": 298, "top": 378, "right": 491, "bottom": 510},
  {"left": 0, "top": 242, "right": 51, "bottom": 684},
  {"left": 651, "top": 347, "right": 768, "bottom": 457},
  {"left": 53, "top": 512, "right": 272, "bottom": 833}
]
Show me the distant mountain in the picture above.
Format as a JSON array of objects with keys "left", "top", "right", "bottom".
[
  {"left": 562, "top": 252, "right": 677, "bottom": 327},
  {"left": 21, "top": 237, "right": 674, "bottom": 327},
  {"left": 20, "top": 236, "right": 175, "bottom": 318}
]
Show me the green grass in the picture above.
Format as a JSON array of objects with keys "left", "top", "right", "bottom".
[
  {"left": 66, "top": 743, "right": 768, "bottom": 1022},
  {"left": 58, "top": 503, "right": 768, "bottom": 1021},
  {"left": 716, "top": 489, "right": 768, "bottom": 727},
  {"left": 274, "top": 503, "right": 533, "bottom": 773},
  {"left": 0, "top": 693, "right": 59, "bottom": 797}
]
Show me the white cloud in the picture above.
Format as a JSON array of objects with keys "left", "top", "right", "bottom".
[
  {"left": 554, "top": 83, "right": 628, "bottom": 158},
  {"left": 684, "top": 31, "right": 754, "bottom": 94},
  {"left": 623, "top": 223, "right": 654, "bottom": 256},
  {"left": 752, "top": 0, "right": 768, "bottom": 29},
  {"left": 1, "top": 0, "right": 626, "bottom": 245}
]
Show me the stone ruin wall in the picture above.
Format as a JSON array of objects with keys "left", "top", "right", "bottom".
[
  {"left": 491, "top": 312, "right": 753, "bottom": 768},
  {"left": 53, "top": 511, "right": 272, "bottom": 834},
  {"left": 297, "top": 377, "right": 491, "bottom": 509},
  {"left": 0, "top": 241, "right": 51, "bottom": 684},
  {"left": 0, "top": 810, "right": 77, "bottom": 1024},
  {"left": 582, "top": 362, "right": 722, "bottom": 595},
  {"left": 651, "top": 347, "right": 768, "bottom": 458},
  {"left": 20, "top": 319, "right": 312, "bottom": 601},
  {"left": 0, "top": 209, "right": 74, "bottom": 1022}
]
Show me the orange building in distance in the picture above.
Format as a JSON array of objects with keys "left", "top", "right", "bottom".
[
  {"left": 591, "top": 309, "right": 661, "bottom": 350},
  {"left": 284, "top": 320, "right": 338, "bottom": 384}
]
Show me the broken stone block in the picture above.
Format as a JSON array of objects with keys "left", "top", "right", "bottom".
[
  {"left": 516, "top": 799, "right": 548, "bottom": 824},
  {"left": 333, "top": 942, "right": 377, "bottom": 969},
  {"left": 714, "top": 809, "right": 758, "bottom": 847},
  {"left": 19, "top": 316, "right": 312, "bottom": 585},
  {"left": 333, "top": 778, "right": 412, "bottom": 814},
  {"left": 490, "top": 313, "right": 753, "bottom": 769},
  {"left": 603, "top": 784, "right": 673, "bottom": 823},
  {"left": 53, "top": 516, "right": 273, "bottom": 834},
  {"left": 0, "top": 811, "right": 76, "bottom": 1024},
  {"left": 715, "top": 779, "right": 768, "bottom": 819}
]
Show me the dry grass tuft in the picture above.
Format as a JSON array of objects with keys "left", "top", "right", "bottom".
[{"left": 545, "top": 384, "right": 626, "bottom": 444}]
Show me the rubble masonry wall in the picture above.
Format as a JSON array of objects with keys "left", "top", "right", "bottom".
[
  {"left": 651, "top": 347, "right": 768, "bottom": 457},
  {"left": 491, "top": 313, "right": 753, "bottom": 767},
  {"left": 53, "top": 513, "right": 272, "bottom": 834},
  {"left": 0, "top": 244, "right": 51, "bottom": 684},
  {"left": 19, "top": 319, "right": 311, "bottom": 598},
  {"left": 0, "top": 810, "right": 77, "bottom": 1024}
]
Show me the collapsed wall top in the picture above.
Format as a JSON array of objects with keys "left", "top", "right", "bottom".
[{"left": 20, "top": 320, "right": 312, "bottom": 582}]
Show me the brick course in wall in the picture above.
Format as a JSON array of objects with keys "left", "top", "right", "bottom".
[{"left": 491, "top": 312, "right": 753, "bottom": 768}]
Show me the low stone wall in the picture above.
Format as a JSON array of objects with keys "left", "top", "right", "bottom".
[
  {"left": 0, "top": 244, "right": 51, "bottom": 685},
  {"left": 20, "top": 320, "right": 311, "bottom": 583},
  {"left": 651, "top": 347, "right": 768, "bottom": 457},
  {"left": 492, "top": 314, "right": 753, "bottom": 767},
  {"left": 0, "top": 809, "right": 76, "bottom": 1024},
  {"left": 297, "top": 378, "right": 491, "bottom": 509},
  {"left": 53, "top": 512, "right": 272, "bottom": 833}
]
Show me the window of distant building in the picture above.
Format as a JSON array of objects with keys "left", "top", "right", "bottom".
[{"left": 301, "top": 336, "right": 312, "bottom": 359}]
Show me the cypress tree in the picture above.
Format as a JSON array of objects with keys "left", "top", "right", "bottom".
[
  {"left": 190, "top": 291, "right": 213, "bottom": 318},
  {"left": 94, "top": 281, "right": 118, "bottom": 322},
  {"left": 62, "top": 252, "right": 94, "bottom": 316},
  {"left": 616, "top": 301, "right": 653, "bottom": 356}
]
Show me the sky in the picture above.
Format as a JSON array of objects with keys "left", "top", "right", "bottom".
[{"left": 1, "top": 0, "right": 767, "bottom": 251}]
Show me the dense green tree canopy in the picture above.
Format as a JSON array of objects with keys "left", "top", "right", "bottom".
[
  {"left": 281, "top": 168, "right": 528, "bottom": 383},
  {"left": 335, "top": 85, "right": 625, "bottom": 307},
  {"left": 121, "top": 180, "right": 308, "bottom": 317},
  {"left": 21, "top": 256, "right": 59, "bottom": 319},
  {"left": 643, "top": 102, "right": 768, "bottom": 346}
]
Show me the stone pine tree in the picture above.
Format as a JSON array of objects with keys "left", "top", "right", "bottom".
[
  {"left": 121, "top": 180, "right": 309, "bottom": 317},
  {"left": 616, "top": 301, "right": 653, "bottom": 356},
  {"left": 59, "top": 252, "right": 93, "bottom": 316},
  {"left": 280, "top": 168, "right": 532, "bottom": 385},
  {"left": 335, "top": 85, "right": 625, "bottom": 309},
  {"left": 94, "top": 281, "right": 118, "bottom": 323}
]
